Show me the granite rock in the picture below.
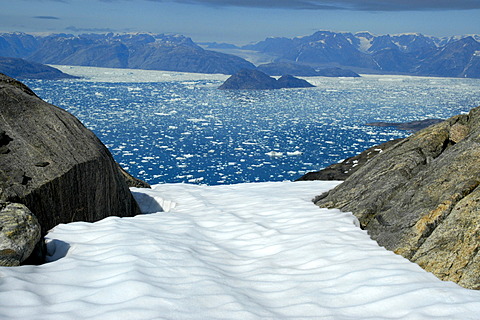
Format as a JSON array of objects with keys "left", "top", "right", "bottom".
[
  {"left": 316, "top": 106, "right": 480, "bottom": 289},
  {"left": 0, "top": 202, "right": 41, "bottom": 266},
  {"left": 0, "top": 73, "right": 141, "bottom": 264}
]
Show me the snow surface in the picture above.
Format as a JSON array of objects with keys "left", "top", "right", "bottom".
[{"left": 1, "top": 181, "right": 480, "bottom": 319}]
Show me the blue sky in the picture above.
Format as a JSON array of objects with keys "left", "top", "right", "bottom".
[{"left": 1, "top": 0, "right": 480, "bottom": 45}]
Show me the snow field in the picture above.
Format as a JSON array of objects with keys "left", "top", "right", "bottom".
[{"left": 0, "top": 181, "right": 479, "bottom": 319}]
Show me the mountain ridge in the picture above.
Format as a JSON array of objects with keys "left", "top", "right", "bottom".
[
  {"left": 1, "top": 31, "right": 480, "bottom": 77},
  {"left": 0, "top": 32, "right": 255, "bottom": 75},
  {"left": 241, "top": 31, "right": 480, "bottom": 78}
]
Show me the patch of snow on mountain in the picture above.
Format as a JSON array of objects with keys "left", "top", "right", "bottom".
[{"left": 357, "top": 36, "right": 373, "bottom": 53}]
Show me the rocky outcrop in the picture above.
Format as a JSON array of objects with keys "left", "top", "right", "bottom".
[
  {"left": 117, "top": 163, "right": 151, "bottom": 188},
  {"left": 296, "top": 139, "right": 403, "bottom": 181},
  {"left": 366, "top": 119, "right": 444, "bottom": 132},
  {"left": 0, "top": 202, "right": 41, "bottom": 266},
  {"left": 0, "top": 73, "right": 142, "bottom": 264},
  {"left": 298, "top": 119, "right": 442, "bottom": 181},
  {"left": 219, "top": 69, "right": 315, "bottom": 90},
  {"left": 0, "top": 56, "right": 78, "bottom": 80},
  {"left": 315, "top": 106, "right": 480, "bottom": 289},
  {"left": 219, "top": 69, "right": 280, "bottom": 90}
]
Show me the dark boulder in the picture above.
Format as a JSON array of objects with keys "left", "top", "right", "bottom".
[
  {"left": 316, "top": 106, "right": 480, "bottom": 289},
  {"left": 0, "top": 73, "right": 142, "bottom": 264},
  {"left": 0, "top": 202, "right": 41, "bottom": 266}
]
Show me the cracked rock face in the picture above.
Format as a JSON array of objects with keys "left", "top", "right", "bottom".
[
  {"left": 316, "top": 106, "right": 480, "bottom": 289},
  {"left": 0, "top": 73, "right": 141, "bottom": 264}
]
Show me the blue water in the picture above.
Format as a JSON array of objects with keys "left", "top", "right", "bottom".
[{"left": 25, "top": 74, "right": 480, "bottom": 185}]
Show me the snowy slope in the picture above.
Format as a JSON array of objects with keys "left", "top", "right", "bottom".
[{"left": 1, "top": 181, "right": 480, "bottom": 319}]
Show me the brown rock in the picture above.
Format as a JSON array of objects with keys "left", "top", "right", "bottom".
[
  {"left": 449, "top": 122, "right": 469, "bottom": 143},
  {"left": 316, "top": 106, "right": 480, "bottom": 289}
]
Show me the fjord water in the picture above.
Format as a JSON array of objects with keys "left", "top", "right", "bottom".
[{"left": 24, "top": 67, "right": 480, "bottom": 185}]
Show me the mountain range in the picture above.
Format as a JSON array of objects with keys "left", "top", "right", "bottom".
[
  {"left": 240, "top": 31, "right": 480, "bottom": 78},
  {"left": 0, "top": 32, "right": 255, "bottom": 75},
  {"left": 1, "top": 31, "right": 480, "bottom": 78}
]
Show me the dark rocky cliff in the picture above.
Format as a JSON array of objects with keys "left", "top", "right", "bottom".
[
  {"left": 0, "top": 73, "right": 142, "bottom": 263},
  {"left": 315, "top": 106, "right": 480, "bottom": 289}
]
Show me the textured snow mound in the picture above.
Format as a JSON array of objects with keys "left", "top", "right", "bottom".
[{"left": 1, "top": 181, "right": 479, "bottom": 319}]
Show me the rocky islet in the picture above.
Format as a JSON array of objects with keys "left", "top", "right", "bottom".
[{"left": 218, "top": 69, "right": 315, "bottom": 90}]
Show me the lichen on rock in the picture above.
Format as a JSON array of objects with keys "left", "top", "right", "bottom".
[
  {"left": 0, "top": 202, "right": 41, "bottom": 266},
  {"left": 315, "top": 106, "right": 480, "bottom": 289}
]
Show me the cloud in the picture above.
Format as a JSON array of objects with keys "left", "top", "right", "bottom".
[
  {"left": 66, "top": 26, "right": 116, "bottom": 32},
  {"left": 33, "top": 15, "right": 61, "bottom": 20},
  {"left": 142, "top": 0, "right": 480, "bottom": 11}
]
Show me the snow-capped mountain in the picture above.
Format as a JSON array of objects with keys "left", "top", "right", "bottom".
[
  {"left": 243, "top": 31, "right": 480, "bottom": 78},
  {"left": 0, "top": 32, "right": 255, "bottom": 74}
]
